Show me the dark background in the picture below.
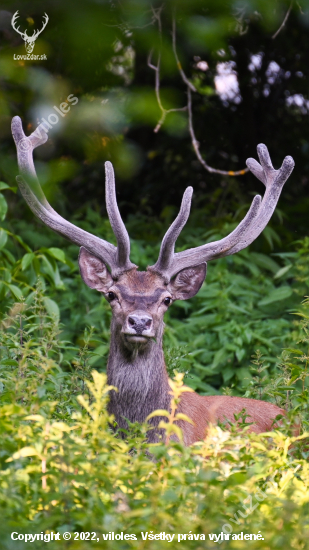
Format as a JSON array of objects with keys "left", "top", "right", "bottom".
[{"left": 1, "top": 0, "right": 308, "bottom": 244}]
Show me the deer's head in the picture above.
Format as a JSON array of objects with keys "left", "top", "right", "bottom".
[
  {"left": 11, "top": 11, "right": 48, "bottom": 54},
  {"left": 78, "top": 247, "right": 206, "bottom": 350},
  {"left": 11, "top": 116, "right": 295, "bottom": 352}
]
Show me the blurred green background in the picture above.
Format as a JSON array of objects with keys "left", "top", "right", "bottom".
[{"left": 1, "top": 0, "right": 309, "bottom": 394}]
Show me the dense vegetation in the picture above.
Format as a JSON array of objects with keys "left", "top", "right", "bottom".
[
  {"left": 1, "top": 0, "right": 309, "bottom": 547},
  {"left": 1, "top": 182, "right": 309, "bottom": 394},
  {"left": 1, "top": 183, "right": 309, "bottom": 547}
]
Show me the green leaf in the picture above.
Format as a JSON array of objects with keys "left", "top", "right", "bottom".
[
  {"left": 40, "top": 255, "right": 64, "bottom": 288},
  {"left": 259, "top": 286, "right": 293, "bottom": 306},
  {"left": 88, "top": 344, "right": 108, "bottom": 365},
  {"left": 0, "top": 229, "right": 8, "bottom": 250},
  {"left": 1, "top": 248, "right": 15, "bottom": 263},
  {"left": 7, "top": 284, "right": 23, "bottom": 300},
  {"left": 175, "top": 412, "right": 194, "bottom": 424},
  {"left": 46, "top": 247, "right": 66, "bottom": 263},
  {"left": 236, "top": 348, "right": 246, "bottom": 362},
  {"left": 250, "top": 252, "right": 280, "bottom": 274},
  {"left": 0, "top": 359, "right": 19, "bottom": 367},
  {"left": 212, "top": 348, "right": 227, "bottom": 369},
  {"left": 284, "top": 348, "right": 303, "bottom": 355},
  {"left": 274, "top": 265, "right": 293, "bottom": 279},
  {"left": 0, "top": 193, "right": 8, "bottom": 221},
  {"left": 43, "top": 297, "right": 60, "bottom": 321},
  {"left": 276, "top": 386, "right": 295, "bottom": 391},
  {"left": 7, "top": 232, "right": 32, "bottom": 252},
  {"left": 226, "top": 472, "right": 248, "bottom": 485},
  {"left": 146, "top": 410, "right": 169, "bottom": 420},
  {"left": 21, "top": 252, "right": 35, "bottom": 271},
  {"left": 262, "top": 226, "right": 281, "bottom": 249},
  {"left": 10, "top": 446, "right": 39, "bottom": 460},
  {"left": 37, "top": 386, "right": 46, "bottom": 398},
  {"left": 0, "top": 183, "right": 17, "bottom": 194}
]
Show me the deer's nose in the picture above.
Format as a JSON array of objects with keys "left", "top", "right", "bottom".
[{"left": 127, "top": 314, "right": 152, "bottom": 334}]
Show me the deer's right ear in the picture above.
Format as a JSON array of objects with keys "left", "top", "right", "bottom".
[{"left": 78, "top": 247, "right": 113, "bottom": 292}]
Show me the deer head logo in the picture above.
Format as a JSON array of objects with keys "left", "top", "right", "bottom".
[{"left": 11, "top": 11, "right": 49, "bottom": 54}]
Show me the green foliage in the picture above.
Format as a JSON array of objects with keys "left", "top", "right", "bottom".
[
  {"left": 0, "top": 299, "right": 309, "bottom": 548},
  {"left": 2, "top": 184, "right": 309, "bottom": 394},
  {"left": 1, "top": 185, "right": 309, "bottom": 547}
]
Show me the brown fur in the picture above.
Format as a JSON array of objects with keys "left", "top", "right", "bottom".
[
  {"left": 178, "top": 392, "right": 285, "bottom": 446},
  {"left": 120, "top": 269, "right": 164, "bottom": 293}
]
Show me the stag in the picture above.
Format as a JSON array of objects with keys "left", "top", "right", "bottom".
[
  {"left": 11, "top": 11, "right": 48, "bottom": 54},
  {"left": 12, "top": 116, "right": 295, "bottom": 445}
]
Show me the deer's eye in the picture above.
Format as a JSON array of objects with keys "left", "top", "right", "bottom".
[
  {"left": 107, "top": 291, "right": 117, "bottom": 301},
  {"left": 163, "top": 297, "right": 172, "bottom": 306}
]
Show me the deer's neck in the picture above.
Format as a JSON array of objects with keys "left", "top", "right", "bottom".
[{"left": 107, "top": 320, "right": 170, "bottom": 440}]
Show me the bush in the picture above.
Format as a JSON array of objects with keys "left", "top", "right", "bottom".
[
  {"left": 0, "top": 299, "right": 309, "bottom": 548},
  {"left": 1, "top": 185, "right": 309, "bottom": 548}
]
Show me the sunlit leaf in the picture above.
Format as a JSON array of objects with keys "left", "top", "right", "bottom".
[
  {"left": 46, "top": 248, "right": 66, "bottom": 263},
  {"left": 43, "top": 297, "right": 60, "bottom": 321}
]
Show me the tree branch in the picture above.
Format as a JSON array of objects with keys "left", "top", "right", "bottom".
[
  {"left": 172, "top": 17, "right": 197, "bottom": 92},
  {"left": 187, "top": 88, "right": 248, "bottom": 176},
  {"left": 148, "top": 10, "right": 248, "bottom": 175},
  {"left": 147, "top": 51, "right": 187, "bottom": 134},
  {"left": 272, "top": 1, "right": 293, "bottom": 39}
]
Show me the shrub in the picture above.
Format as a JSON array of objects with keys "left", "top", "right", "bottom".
[{"left": 1, "top": 185, "right": 309, "bottom": 548}]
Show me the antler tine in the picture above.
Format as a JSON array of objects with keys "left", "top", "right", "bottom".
[
  {"left": 11, "top": 11, "right": 18, "bottom": 27},
  {"left": 149, "top": 193, "right": 262, "bottom": 280},
  {"left": 42, "top": 13, "right": 49, "bottom": 25},
  {"left": 148, "top": 186, "right": 193, "bottom": 281},
  {"left": 11, "top": 11, "right": 26, "bottom": 38},
  {"left": 149, "top": 144, "right": 294, "bottom": 282},
  {"left": 105, "top": 161, "right": 132, "bottom": 270},
  {"left": 225, "top": 144, "right": 294, "bottom": 256},
  {"left": 31, "top": 13, "right": 49, "bottom": 40},
  {"left": 11, "top": 116, "right": 136, "bottom": 278}
]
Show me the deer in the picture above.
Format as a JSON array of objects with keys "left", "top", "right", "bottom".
[
  {"left": 11, "top": 11, "right": 49, "bottom": 54},
  {"left": 11, "top": 116, "right": 295, "bottom": 445}
]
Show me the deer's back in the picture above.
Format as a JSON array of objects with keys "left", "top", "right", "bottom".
[{"left": 178, "top": 392, "right": 284, "bottom": 446}]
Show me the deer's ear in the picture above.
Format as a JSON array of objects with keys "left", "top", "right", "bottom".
[
  {"left": 78, "top": 247, "right": 113, "bottom": 292},
  {"left": 169, "top": 263, "right": 207, "bottom": 300}
]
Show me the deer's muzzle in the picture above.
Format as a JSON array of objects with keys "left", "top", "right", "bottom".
[{"left": 123, "top": 311, "right": 154, "bottom": 344}]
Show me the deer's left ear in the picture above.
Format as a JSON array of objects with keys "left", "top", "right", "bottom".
[{"left": 169, "top": 263, "right": 207, "bottom": 300}]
